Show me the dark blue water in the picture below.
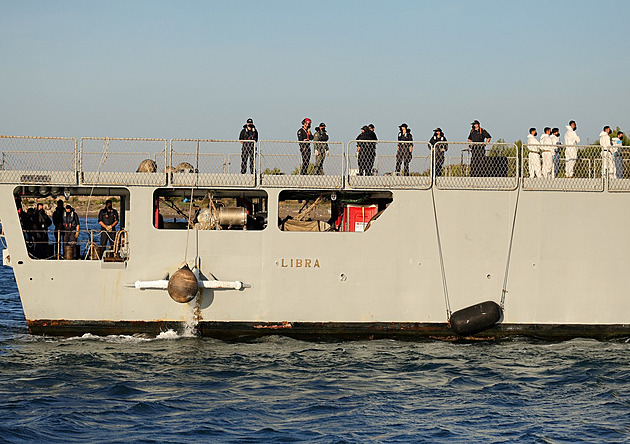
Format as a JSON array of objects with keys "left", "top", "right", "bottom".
[{"left": 2, "top": 243, "right": 630, "bottom": 443}]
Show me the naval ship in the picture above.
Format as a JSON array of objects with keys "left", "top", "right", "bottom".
[{"left": 0, "top": 134, "right": 628, "bottom": 340}]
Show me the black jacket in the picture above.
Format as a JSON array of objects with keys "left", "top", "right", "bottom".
[
  {"left": 297, "top": 127, "right": 313, "bottom": 142},
  {"left": 429, "top": 134, "right": 448, "bottom": 152},
  {"left": 468, "top": 127, "right": 491, "bottom": 143},
  {"left": 398, "top": 131, "right": 413, "bottom": 149},
  {"left": 239, "top": 125, "right": 258, "bottom": 142}
]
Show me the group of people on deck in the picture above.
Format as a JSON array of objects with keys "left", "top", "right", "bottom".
[
  {"left": 14, "top": 196, "right": 119, "bottom": 259},
  {"left": 237, "top": 117, "right": 625, "bottom": 178},
  {"left": 526, "top": 121, "right": 625, "bottom": 179}
]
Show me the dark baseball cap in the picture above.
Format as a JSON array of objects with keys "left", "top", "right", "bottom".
[
  {"left": 471, "top": 120, "right": 480, "bottom": 125},
  {"left": 246, "top": 118, "right": 253, "bottom": 123},
  {"left": 399, "top": 123, "right": 408, "bottom": 128},
  {"left": 433, "top": 127, "right": 443, "bottom": 132}
]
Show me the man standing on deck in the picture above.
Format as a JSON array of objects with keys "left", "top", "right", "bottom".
[
  {"left": 297, "top": 118, "right": 313, "bottom": 175},
  {"left": 526, "top": 128, "right": 542, "bottom": 178},
  {"left": 52, "top": 199, "right": 65, "bottom": 255},
  {"left": 98, "top": 199, "right": 119, "bottom": 250},
  {"left": 600, "top": 126, "right": 614, "bottom": 179},
  {"left": 564, "top": 120, "right": 580, "bottom": 177},
  {"left": 429, "top": 128, "right": 448, "bottom": 176},
  {"left": 551, "top": 127, "right": 561, "bottom": 178},
  {"left": 467, "top": 120, "right": 491, "bottom": 177},
  {"left": 540, "top": 127, "right": 554, "bottom": 178},
  {"left": 612, "top": 131, "right": 625, "bottom": 179},
  {"left": 396, "top": 123, "right": 413, "bottom": 176},
  {"left": 32, "top": 203, "right": 52, "bottom": 259},
  {"left": 239, "top": 118, "right": 258, "bottom": 174},
  {"left": 312, "top": 122, "right": 329, "bottom": 175},
  {"left": 61, "top": 205, "right": 79, "bottom": 256}
]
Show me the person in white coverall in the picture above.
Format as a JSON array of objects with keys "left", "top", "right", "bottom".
[
  {"left": 551, "top": 127, "right": 561, "bottom": 178},
  {"left": 612, "top": 131, "right": 624, "bottom": 179},
  {"left": 564, "top": 120, "right": 580, "bottom": 177},
  {"left": 526, "top": 128, "right": 541, "bottom": 178},
  {"left": 600, "top": 126, "right": 614, "bottom": 179},
  {"left": 540, "top": 127, "right": 554, "bottom": 178}
]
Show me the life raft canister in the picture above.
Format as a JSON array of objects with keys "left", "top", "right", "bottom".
[{"left": 450, "top": 301, "right": 502, "bottom": 336}]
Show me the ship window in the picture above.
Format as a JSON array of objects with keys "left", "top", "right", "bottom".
[
  {"left": 12, "top": 186, "right": 129, "bottom": 261},
  {"left": 153, "top": 188, "right": 267, "bottom": 231},
  {"left": 278, "top": 190, "right": 392, "bottom": 232}
]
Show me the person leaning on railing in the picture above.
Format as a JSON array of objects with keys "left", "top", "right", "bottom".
[
  {"left": 468, "top": 120, "right": 491, "bottom": 177},
  {"left": 32, "top": 203, "right": 52, "bottom": 259}
]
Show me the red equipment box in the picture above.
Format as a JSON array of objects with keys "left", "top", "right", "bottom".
[{"left": 342, "top": 204, "right": 378, "bottom": 232}]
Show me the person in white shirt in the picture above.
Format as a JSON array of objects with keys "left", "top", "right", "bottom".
[
  {"left": 539, "top": 127, "right": 554, "bottom": 178},
  {"left": 551, "top": 127, "right": 561, "bottom": 178},
  {"left": 564, "top": 120, "right": 580, "bottom": 177},
  {"left": 600, "top": 126, "right": 614, "bottom": 179},
  {"left": 611, "top": 131, "right": 624, "bottom": 179},
  {"left": 526, "top": 128, "right": 542, "bottom": 178}
]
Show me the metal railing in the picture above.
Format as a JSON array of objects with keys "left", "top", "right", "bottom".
[
  {"left": 521, "top": 144, "right": 604, "bottom": 191},
  {"left": 259, "top": 140, "right": 345, "bottom": 189},
  {"left": 434, "top": 142, "right": 519, "bottom": 190},
  {"left": 2, "top": 134, "right": 629, "bottom": 193},
  {"left": 80, "top": 137, "right": 168, "bottom": 186},
  {"left": 169, "top": 139, "right": 256, "bottom": 187},
  {"left": 346, "top": 140, "right": 432, "bottom": 189},
  {"left": 0, "top": 136, "right": 77, "bottom": 185},
  {"left": 19, "top": 227, "right": 128, "bottom": 261}
]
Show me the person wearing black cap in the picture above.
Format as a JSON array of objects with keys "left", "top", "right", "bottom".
[
  {"left": 239, "top": 118, "right": 258, "bottom": 174},
  {"left": 396, "top": 124, "right": 413, "bottom": 176},
  {"left": 429, "top": 128, "right": 448, "bottom": 176},
  {"left": 467, "top": 120, "right": 491, "bottom": 177},
  {"left": 98, "top": 199, "right": 119, "bottom": 250},
  {"left": 356, "top": 125, "right": 374, "bottom": 176},
  {"left": 312, "top": 122, "right": 329, "bottom": 175}
]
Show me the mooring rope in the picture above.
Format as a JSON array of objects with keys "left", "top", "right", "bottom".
[
  {"left": 183, "top": 185, "right": 196, "bottom": 263},
  {"left": 500, "top": 178, "right": 522, "bottom": 310},
  {"left": 84, "top": 137, "right": 110, "bottom": 230},
  {"left": 430, "top": 185, "right": 451, "bottom": 321}
]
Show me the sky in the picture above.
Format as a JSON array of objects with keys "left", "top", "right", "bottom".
[{"left": 1, "top": 0, "right": 629, "bottom": 145}]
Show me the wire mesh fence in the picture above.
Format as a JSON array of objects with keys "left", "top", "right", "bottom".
[
  {"left": 522, "top": 144, "right": 604, "bottom": 191},
  {"left": 608, "top": 155, "right": 630, "bottom": 191},
  {"left": 259, "top": 140, "right": 345, "bottom": 188},
  {"left": 80, "top": 138, "right": 167, "bottom": 186},
  {"left": 169, "top": 140, "right": 256, "bottom": 187},
  {"left": 346, "top": 140, "right": 432, "bottom": 189},
  {"left": 434, "top": 142, "right": 518, "bottom": 190},
  {"left": 0, "top": 136, "right": 77, "bottom": 185}
]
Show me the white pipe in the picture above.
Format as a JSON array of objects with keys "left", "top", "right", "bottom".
[{"left": 130, "top": 279, "right": 250, "bottom": 291}]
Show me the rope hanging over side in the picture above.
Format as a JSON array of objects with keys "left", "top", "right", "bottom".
[
  {"left": 500, "top": 178, "right": 522, "bottom": 310},
  {"left": 183, "top": 185, "right": 196, "bottom": 263},
  {"left": 431, "top": 185, "right": 451, "bottom": 321}
]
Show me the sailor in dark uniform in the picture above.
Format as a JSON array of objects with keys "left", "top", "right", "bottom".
[{"left": 98, "top": 199, "right": 119, "bottom": 249}]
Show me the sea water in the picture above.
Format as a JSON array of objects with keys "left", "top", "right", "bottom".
[{"left": 1, "top": 251, "right": 630, "bottom": 443}]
